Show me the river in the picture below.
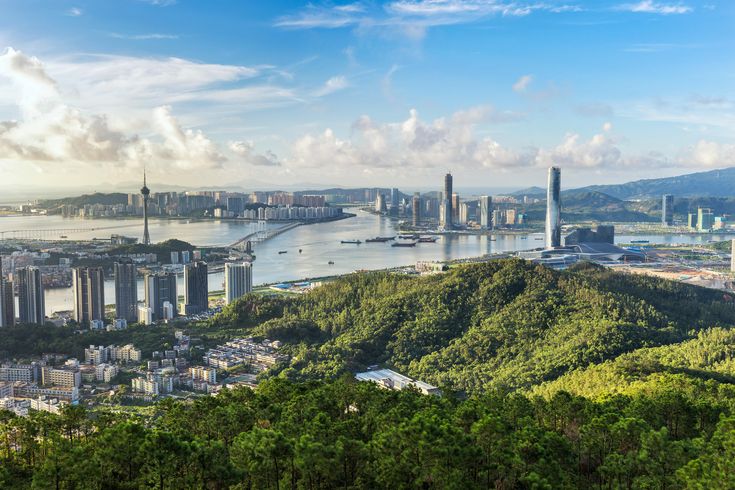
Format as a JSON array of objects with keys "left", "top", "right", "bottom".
[{"left": 1, "top": 212, "right": 734, "bottom": 314}]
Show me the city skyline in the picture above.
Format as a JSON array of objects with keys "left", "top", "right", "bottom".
[{"left": 0, "top": 1, "right": 733, "bottom": 192}]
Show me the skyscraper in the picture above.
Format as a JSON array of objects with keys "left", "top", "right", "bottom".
[
  {"left": 662, "top": 194, "right": 674, "bottom": 226},
  {"left": 1, "top": 279, "right": 14, "bottom": 327},
  {"left": 73, "top": 267, "right": 105, "bottom": 326},
  {"left": 731, "top": 239, "right": 735, "bottom": 273},
  {"left": 141, "top": 169, "right": 151, "bottom": 246},
  {"left": 479, "top": 196, "right": 491, "bottom": 229},
  {"left": 17, "top": 266, "right": 45, "bottom": 325},
  {"left": 114, "top": 259, "right": 138, "bottom": 322},
  {"left": 0, "top": 258, "right": 9, "bottom": 327},
  {"left": 545, "top": 167, "right": 562, "bottom": 248},
  {"left": 441, "top": 172, "right": 453, "bottom": 229},
  {"left": 225, "top": 262, "right": 253, "bottom": 305},
  {"left": 183, "top": 261, "right": 208, "bottom": 315},
  {"left": 144, "top": 272, "right": 177, "bottom": 321},
  {"left": 452, "top": 193, "right": 460, "bottom": 223},
  {"left": 389, "top": 188, "right": 399, "bottom": 216},
  {"left": 412, "top": 193, "right": 421, "bottom": 226}
]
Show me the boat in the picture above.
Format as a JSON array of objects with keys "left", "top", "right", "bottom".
[
  {"left": 299, "top": 249, "right": 303, "bottom": 253},
  {"left": 399, "top": 234, "right": 419, "bottom": 239},
  {"left": 418, "top": 236, "right": 438, "bottom": 243},
  {"left": 278, "top": 250, "right": 288, "bottom": 254},
  {"left": 340, "top": 240, "right": 362, "bottom": 244},
  {"left": 328, "top": 261, "right": 334, "bottom": 265},
  {"left": 534, "top": 237, "right": 543, "bottom": 240},
  {"left": 366, "top": 236, "right": 395, "bottom": 243},
  {"left": 60, "top": 235, "right": 68, "bottom": 239},
  {"left": 391, "top": 241, "right": 417, "bottom": 247}
]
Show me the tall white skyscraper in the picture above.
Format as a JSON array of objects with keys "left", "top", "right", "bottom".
[
  {"left": 225, "top": 262, "right": 253, "bottom": 305},
  {"left": 479, "top": 196, "right": 491, "bottom": 229}
]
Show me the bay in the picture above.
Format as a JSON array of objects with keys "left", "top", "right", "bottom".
[{"left": 2, "top": 212, "right": 734, "bottom": 314}]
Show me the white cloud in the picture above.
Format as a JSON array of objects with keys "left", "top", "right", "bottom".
[
  {"left": 229, "top": 141, "right": 281, "bottom": 166},
  {"left": 108, "top": 33, "right": 179, "bottom": 40},
  {"left": 616, "top": 1, "right": 692, "bottom": 14},
  {"left": 535, "top": 131, "right": 623, "bottom": 168},
  {"left": 66, "top": 7, "right": 83, "bottom": 17},
  {"left": 684, "top": 140, "right": 735, "bottom": 167},
  {"left": 512, "top": 74, "right": 532, "bottom": 93},
  {"left": 313, "top": 75, "right": 349, "bottom": 97},
  {"left": 275, "top": 1, "right": 584, "bottom": 37},
  {"left": 0, "top": 47, "right": 226, "bottom": 171}
]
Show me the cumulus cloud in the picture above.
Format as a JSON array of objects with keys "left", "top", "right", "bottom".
[
  {"left": 684, "top": 140, "right": 735, "bottom": 167},
  {"left": 66, "top": 7, "right": 83, "bottom": 16},
  {"left": 313, "top": 75, "right": 349, "bottom": 97},
  {"left": 616, "top": 1, "right": 692, "bottom": 14},
  {"left": 229, "top": 141, "right": 281, "bottom": 166},
  {"left": 288, "top": 107, "right": 530, "bottom": 170},
  {"left": 512, "top": 74, "right": 532, "bottom": 93},
  {"left": 0, "top": 47, "right": 226, "bottom": 170}
]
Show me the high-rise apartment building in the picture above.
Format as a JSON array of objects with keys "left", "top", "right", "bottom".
[
  {"left": 183, "top": 261, "right": 208, "bottom": 315},
  {"left": 451, "top": 193, "right": 460, "bottom": 223},
  {"left": 73, "top": 267, "right": 105, "bottom": 326},
  {"left": 225, "top": 262, "right": 252, "bottom": 305},
  {"left": 662, "top": 194, "right": 674, "bottom": 226},
  {"left": 17, "top": 266, "right": 45, "bottom": 325},
  {"left": 114, "top": 259, "right": 138, "bottom": 322},
  {"left": 1, "top": 279, "right": 14, "bottom": 327},
  {"left": 144, "top": 272, "right": 178, "bottom": 321},
  {"left": 545, "top": 167, "right": 562, "bottom": 248}
]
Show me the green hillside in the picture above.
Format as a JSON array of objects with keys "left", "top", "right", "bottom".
[
  {"left": 6, "top": 259, "right": 735, "bottom": 488},
  {"left": 212, "top": 259, "right": 735, "bottom": 394},
  {"left": 523, "top": 191, "right": 656, "bottom": 222}
]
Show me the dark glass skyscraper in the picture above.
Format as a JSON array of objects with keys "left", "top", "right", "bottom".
[
  {"left": 662, "top": 194, "right": 674, "bottom": 226},
  {"left": 545, "top": 167, "right": 561, "bottom": 248},
  {"left": 17, "top": 266, "right": 45, "bottom": 325},
  {"left": 441, "top": 172, "right": 453, "bottom": 229},
  {"left": 183, "top": 261, "right": 208, "bottom": 315},
  {"left": 114, "top": 259, "right": 138, "bottom": 322},
  {"left": 73, "top": 267, "right": 105, "bottom": 326}
]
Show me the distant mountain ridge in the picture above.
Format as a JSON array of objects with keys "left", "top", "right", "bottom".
[{"left": 573, "top": 167, "right": 735, "bottom": 199}]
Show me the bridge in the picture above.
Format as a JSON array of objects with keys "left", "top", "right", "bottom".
[
  {"left": 0, "top": 224, "right": 140, "bottom": 241},
  {"left": 230, "top": 221, "right": 303, "bottom": 250}
]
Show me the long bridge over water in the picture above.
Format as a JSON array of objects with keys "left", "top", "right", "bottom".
[{"left": 229, "top": 221, "right": 303, "bottom": 250}]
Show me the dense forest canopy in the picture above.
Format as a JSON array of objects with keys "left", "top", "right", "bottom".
[{"left": 5, "top": 259, "right": 735, "bottom": 487}]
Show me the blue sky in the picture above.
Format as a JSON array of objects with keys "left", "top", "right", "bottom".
[{"left": 0, "top": 0, "right": 733, "bottom": 192}]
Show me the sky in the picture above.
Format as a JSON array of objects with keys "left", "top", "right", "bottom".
[{"left": 0, "top": 0, "right": 733, "bottom": 194}]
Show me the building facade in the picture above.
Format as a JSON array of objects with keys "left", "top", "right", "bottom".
[
  {"left": 225, "top": 262, "right": 253, "bottom": 305},
  {"left": 17, "top": 266, "right": 45, "bottom": 325},
  {"left": 545, "top": 167, "right": 562, "bottom": 248},
  {"left": 73, "top": 267, "right": 105, "bottom": 326},
  {"left": 183, "top": 261, "right": 208, "bottom": 315},
  {"left": 144, "top": 272, "right": 178, "bottom": 321},
  {"left": 114, "top": 259, "right": 138, "bottom": 322}
]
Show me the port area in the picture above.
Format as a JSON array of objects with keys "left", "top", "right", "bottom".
[{"left": 609, "top": 245, "right": 735, "bottom": 292}]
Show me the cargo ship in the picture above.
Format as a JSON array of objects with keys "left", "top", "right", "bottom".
[
  {"left": 391, "top": 241, "right": 417, "bottom": 247},
  {"left": 366, "top": 236, "right": 395, "bottom": 243},
  {"left": 340, "top": 240, "right": 362, "bottom": 244},
  {"left": 418, "top": 236, "right": 438, "bottom": 243}
]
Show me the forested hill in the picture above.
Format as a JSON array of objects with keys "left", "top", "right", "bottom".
[
  {"left": 213, "top": 259, "right": 735, "bottom": 394},
  {"left": 7, "top": 260, "right": 735, "bottom": 488}
]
